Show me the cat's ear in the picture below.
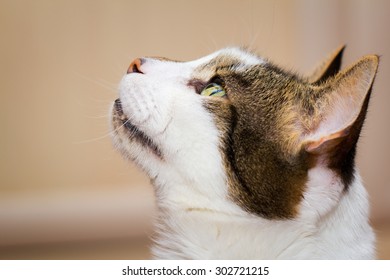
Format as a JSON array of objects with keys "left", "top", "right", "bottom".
[
  {"left": 307, "top": 45, "right": 345, "bottom": 84},
  {"left": 302, "top": 55, "right": 379, "bottom": 155}
]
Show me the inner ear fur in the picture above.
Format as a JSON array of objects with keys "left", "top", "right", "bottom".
[
  {"left": 303, "top": 55, "right": 379, "bottom": 156},
  {"left": 307, "top": 45, "right": 346, "bottom": 84}
]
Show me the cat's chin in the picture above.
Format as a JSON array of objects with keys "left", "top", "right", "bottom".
[{"left": 111, "top": 99, "right": 163, "bottom": 159}]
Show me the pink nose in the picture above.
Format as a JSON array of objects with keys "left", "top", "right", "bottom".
[{"left": 127, "top": 58, "right": 144, "bottom": 74}]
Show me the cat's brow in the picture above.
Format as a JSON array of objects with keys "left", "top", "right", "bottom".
[
  {"left": 146, "top": 56, "right": 182, "bottom": 63},
  {"left": 216, "top": 64, "right": 238, "bottom": 71},
  {"left": 194, "top": 63, "right": 237, "bottom": 77}
]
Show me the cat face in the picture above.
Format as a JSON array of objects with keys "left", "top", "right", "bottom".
[{"left": 111, "top": 47, "right": 378, "bottom": 221}]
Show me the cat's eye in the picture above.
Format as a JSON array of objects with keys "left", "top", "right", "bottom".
[{"left": 200, "top": 83, "right": 226, "bottom": 97}]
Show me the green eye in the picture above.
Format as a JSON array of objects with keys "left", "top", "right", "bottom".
[{"left": 200, "top": 83, "right": 226, "bottom": 97}]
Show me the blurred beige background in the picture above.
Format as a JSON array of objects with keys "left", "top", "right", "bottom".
[{"left": 0, "top": 0, "right": 389, "bottom": 259}]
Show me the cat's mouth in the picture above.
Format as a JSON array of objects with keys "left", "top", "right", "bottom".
[{"left": 113, "top": 99, "right": 163, "bottom": 158}]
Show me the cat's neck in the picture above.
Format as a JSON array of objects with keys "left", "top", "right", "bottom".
[
  {"left": 151, "top": 172, "right": 375, "bottom": 259},
  {"left": 312, "top": 172, "right": 375, "bottom": 259}
]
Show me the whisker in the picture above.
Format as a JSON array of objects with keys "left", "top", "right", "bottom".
[
  {"left": 86, "top": 97, "right": 114, "bottom": 104},
  {"left": 228, "top": 18, "right": 239, "bottom": 47},
  {"left": 203, "top": 26, "right": 219, "bottom": 53},
  {"left": 84, "top": 113, "right": 111, "bottom": 119},
  {"left": 73, "top": 118, "right": 130, "bottom": 145},
  {"left": 234, "top": 3, "right": 254, "bottom": 48},
  {"left": 262, "top": 0, "right": 276, "bottom": 54},
  {"left": 75, "top": 72, "right": 118, "bottom": 94},
  {"left": 95, "top": 77, "right": 118, "bottom": 88},
  {"left": 248, "top": 29, "right": 260, "bottom": 51},
  {"left": 73, "top": 132, "right": 115, "bottom": 144}
]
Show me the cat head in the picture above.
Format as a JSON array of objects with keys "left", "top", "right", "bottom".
[{"left": 111, "top": 46, "right": 378, "bottom": 221}]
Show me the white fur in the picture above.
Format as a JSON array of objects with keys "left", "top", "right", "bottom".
[
  {"left": 150, "top": 168, "right": 374, "bottom": 259},
  {"left": 187, "top": 47, "right": 265, "bottom": 68},
  {"left": 112, "top": 48, "right": 375, "bottom": 259}
]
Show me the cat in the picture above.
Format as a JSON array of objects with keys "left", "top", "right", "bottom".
[{"left": 110, "top": 46, "right": 379, "bottom": 259}]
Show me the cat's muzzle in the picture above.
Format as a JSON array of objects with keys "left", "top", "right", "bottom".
[{"left": 112, "top": 99, "right": 163, "bottom": 158}]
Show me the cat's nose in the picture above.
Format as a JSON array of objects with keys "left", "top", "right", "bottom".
[{"left": 127, "top": 58, "right": 144, "bottom": 74}]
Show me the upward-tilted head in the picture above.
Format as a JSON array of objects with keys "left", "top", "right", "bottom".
[{"left": 111, "top": 47, "right": 378, "bottom": 259}]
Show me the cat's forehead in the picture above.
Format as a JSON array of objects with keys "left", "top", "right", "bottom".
[{"left": 187, "top": 47, "right": 265, "bottom": 71}]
